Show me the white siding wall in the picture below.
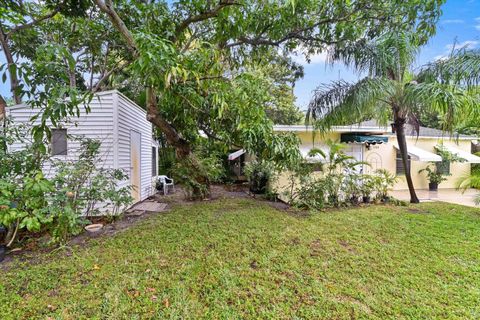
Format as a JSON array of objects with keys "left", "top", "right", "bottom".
[
  {"left": 6, "top": 90, "right": 154, "bottom": 207},
  {"left": 7, "top": 92, "right": 115, "bottom": 177},
  {"left": 116, "top": 93, "right": 154, "bottom": 201}
]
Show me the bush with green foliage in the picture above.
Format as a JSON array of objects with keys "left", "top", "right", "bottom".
[
  {"left": 0, "top": 124, "right": 133, "bottom": 246},
  {"left": 48, "top": 139, "right": 133, "bottom": 242},
  {"left": 373, "top": 169, "right": 399, "bottom": 201},
  {"left": 286, "top": 141, "right": 401, "bottom": 210},
  {"left": 173, "top": 150, "right": 226, "bottom": 200},
  {"left": 244, "top": 160, "right": 275, "bottom": 194}
]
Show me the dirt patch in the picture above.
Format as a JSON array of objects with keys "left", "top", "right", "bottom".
[
  {"left": 309, "top": 239, "right": 324, "bottom": 257},
  {"left": 287, "top": 236, "right": 301, "bottom": 246},
  {"left": 338, "top": 240, "right": 356, "bottom": 253}
]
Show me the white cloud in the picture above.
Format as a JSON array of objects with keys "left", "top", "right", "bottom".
[
  {"left": 434, "top": 40, "right": 479, "bottom": 61},
  {"left": 433, "top": 55, "right": 448, "bottom": 61},
  {"left": 441, "top": 19, "right": 464, "bottom": 24},
  {"left": 475, "top": 17, "right": 480, "bottom": 30},
  {"left": 445, "top": 40, "right": 478, "bottom": 51}
]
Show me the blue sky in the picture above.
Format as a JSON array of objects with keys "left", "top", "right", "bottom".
[
  {"left": 1, "top": 0, "right": 479, "bottom": 106},
  {"left": 294, "top": 0, "right": 480, "bottom": 109}
]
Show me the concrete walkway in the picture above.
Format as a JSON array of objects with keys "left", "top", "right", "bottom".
[{"left": 391, "top": 188, "right": 480, "bottom": 208}]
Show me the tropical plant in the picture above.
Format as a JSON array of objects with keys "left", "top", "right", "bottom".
[
  {"left": 418, "top": 164, "right": 447, "bottom": 185},
  {"left": 373, "top": 169, "right": 399, "bottom": 201},
  {"left": 307, "top": 32, "right": 479, "bottom": 203},
  {"left": 50, "top": 139, "right": 133, "bottom": 217},
  {"left": 343, "top": 172, "right": 363, "bottom": 205},
  {"left": 418, "top": 145, "right": 466, "bottom": 189},
  {"left": 360, "top": 174, "right": 376, "bottom": 203},
  {"left": 0, "top": 129, "right": 133, "bottom": 245},
  {"left": 293, "top": 178, "right": 328, "bottom": 210},
  {"left": 434, "top": 144, "right": 467, "bottom": 166},
  {"left": 0, "top": 171, "right": 54, "bottom": 247},
  {"left": 456, "top": 172, "right": 480, "bottom": 205}
]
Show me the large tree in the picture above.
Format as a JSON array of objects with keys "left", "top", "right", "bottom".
[
  {"left": 1, "top": 0, "right": 445, "bottom": 195},
  {"left": 92, "top": 0, "right": 443, "bottom": 181},
  {"left": 307, "top": 33, "right": 478, "bottom": 203}
]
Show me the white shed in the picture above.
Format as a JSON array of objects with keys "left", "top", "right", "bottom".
[{"left": 7, "top": 90, "right": 159, "bottom": 204}]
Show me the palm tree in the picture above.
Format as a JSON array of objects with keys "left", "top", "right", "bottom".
[{"left": 307, "top": 33, "right": 478, "bottom": 203}]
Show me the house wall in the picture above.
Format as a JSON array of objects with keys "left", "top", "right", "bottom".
[
  {"left": 116, "top": 93, "right": 154, "bottom": 201},
  {"left": 273, "top": 130, "right": 472, "bottom": 200},
  {"left": 383, "top": 136, "right": 471, "bottom": 190}
]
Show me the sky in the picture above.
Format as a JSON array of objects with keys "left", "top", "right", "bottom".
[
  {"left": 293, "top": 0, "right": 480, "bottom": 109},
  {"left": 1, "top": 0, "right": 479, "bottom": 106}
]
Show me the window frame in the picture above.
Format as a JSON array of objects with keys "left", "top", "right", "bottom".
[
  {"left": 151, "top": 146, "right": 158, "bottom": 177},
  {"left": 51, "top": 128, "right": 68, "bottom": 156},
  {"left": 395, "top": 150, "right": 411, "bottom": 175},
  {"left": 436, "top": 160, "right": 450, "bottom": 175}
]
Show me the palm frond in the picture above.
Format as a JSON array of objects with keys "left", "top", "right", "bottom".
[
  {"left": 419, "top": 49, "right": 480, "bottom": 87},
  {"left": 306, "top": 77, "right": 393, "bottom": 132},
  {"left": 405, "top": 81, "right": 480, "bottom": 133},
  {"left": 327, "top": 32, "right": 419, "bottom": 80},
  {"left": 456, "top": 173, "right": 480, "bottom": 192}
]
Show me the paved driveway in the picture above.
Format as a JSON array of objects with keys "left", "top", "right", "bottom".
[{"left": 391, "top": 188, "right": 480, "bottom": 208}]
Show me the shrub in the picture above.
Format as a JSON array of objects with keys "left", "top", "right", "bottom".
[
  {"left": 244, "top": 160, "right": 275, "bottom": 194},
  {"left": 51, "top": 140, "right": 132, "bottom": 218},
  {"left": 48, "top": 139, "right": 133, "bottom": 242},
  {"left": 360, "top": 174, "right": 375, "bottom": 202},
  {"left": 0, "top": 171, "right": 54, "bottom": 247},
  {"left": 173, "top": 152, "right": 226, "bottom": 200},
  {"left": 292, "top": 178, "right": 327, "bottom": 210},
  {"left": 373, "top": 169, "right": 399, "bottom": 201},
  {"left": 0, "top": 127, "right": 133, "bottom": 246}
]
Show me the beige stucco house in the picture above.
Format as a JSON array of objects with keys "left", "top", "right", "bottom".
[{"left": 273, "top": 120, "right": 480, "bottom": 194}]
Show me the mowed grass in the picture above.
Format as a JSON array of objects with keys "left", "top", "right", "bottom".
[{"left": 1, "top": 199, "right": 480, "bottom": 319}]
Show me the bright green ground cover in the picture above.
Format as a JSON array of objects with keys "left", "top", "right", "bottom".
[{"left": 1, "top": 198, "right": 480, "bottom": 319}]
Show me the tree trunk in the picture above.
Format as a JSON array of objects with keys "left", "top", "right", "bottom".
[
  {"left": 0, "top": 95, "right": 6, "bottom": 152},
  {"left": 0, "top": 26, "right": 21, "bottom": 104},
  {"left": 146, "top": 88, "right": 210, "bottom": 198},
  {"left": 146, "top": 87, "right": 191, "bottom": 158},
  {"left": 394, "top": 117, "right": 419, "bottom": 203}
]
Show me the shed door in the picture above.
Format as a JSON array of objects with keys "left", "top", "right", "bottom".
[{"left": 130, "top": 130, "right": 141, "bottom": 202}]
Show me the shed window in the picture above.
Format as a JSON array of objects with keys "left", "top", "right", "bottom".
[
  {"left": 152, "top": 147, "right": 157, "bottom": 177},
  {"left": 395, "top": 150, "right": 410, "bottom": 175},
  {"left": 51, "top": 129, "right": 67, "bottom": 156}
]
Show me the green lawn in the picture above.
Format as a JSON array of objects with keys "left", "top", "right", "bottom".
[{"left": 1, "top": 199, "right": 480, "bottom": 319}]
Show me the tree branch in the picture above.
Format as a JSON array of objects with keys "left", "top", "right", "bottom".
[
  {"left": 225, "top": 11, "right": 383, "bottom": 49},
  {"left": 146, "top": 87, "right": 191, "bottom": 158},
  {"left": 174, "top": 0, "right": 239, "bottom": 41},
  {"left": 6, "top": 8, "right": 60, "bottom": 39},
  {"left": 94, "top": 0, "right": 138, "bottom": 57},
  {"left": 0, "top": 25, "right": 21, "bottom": 104}
]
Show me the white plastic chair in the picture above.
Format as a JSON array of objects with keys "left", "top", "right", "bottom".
[{"left": 157, "top": 175, "right": 175, "bottom": 195}]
